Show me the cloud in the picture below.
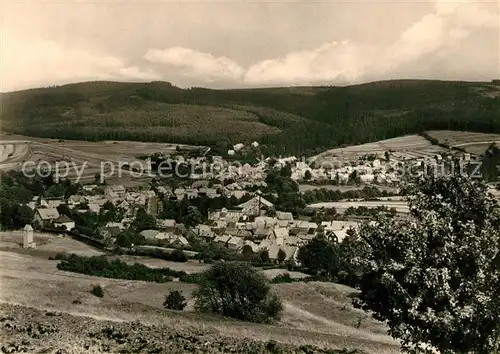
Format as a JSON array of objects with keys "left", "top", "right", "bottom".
[
  {"left": 1, "top": 31, "right": 160, "bottom": 91},
  {"left": 243, "top": 40, "right": 373, "bottom": 86},
  {"left": 1, "top": 0, "right": 498, "bottom": 91},
  {"left": 143, "top": 47, "right": 244, "bottom": 83},
  {"left": 243, "top": 0, "right": 499, "bottom": 86}
]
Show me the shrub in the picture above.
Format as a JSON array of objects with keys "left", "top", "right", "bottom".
[
  {"left": 163, "top": 290, "right": 187, "bottom": 311},
  {"left": 91, "top": 285, "right": 104, "bottom": 298},
  {"left": 194, "top": 261, "right": 283, "bottom": 323},
  {"left": 170, "top": 248, "right": 188, "bottom": 263},
  {"left": 270, "top": 273, "right": 297, "bottom": 284},
  {"left": 57, "top": 254, "right": 186, "bottom": 282}
]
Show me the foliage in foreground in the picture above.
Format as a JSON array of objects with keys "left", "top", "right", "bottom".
[
  {"left": 354, "top": 174, "right": 500, "bottom": 353},
  {"left": 194, "top": 261, "right": 283, "bottom": 323}
]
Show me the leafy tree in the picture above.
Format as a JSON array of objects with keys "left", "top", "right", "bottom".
[
  {"left": 304, "top": 170, "right": 312, "bottom": 180},
  {"left": 277, "top": 248, "right": 287, "bottom": 263},
  {"left": 115, "top": 229, "right": 145, "bottom": 248},
  {"left": 57, "top": 204, "right": 72, "bottom": 218},
  {"left": 170, "top": 248, "right": 188, "bottom": 262},
  {"left": 355, "top": 174, "right": 500, "bottom": 353},
  {"left": 163, "top": 290, "right": 187, "bottom": 310},
  {"left": 297, "top": 236, "right": 339, "bottom": 279},
  {"left": 194, "top": 261, "right": 282, "bottom": 323},
  {"left": 241, "top": 244, "right": 254, "bottom": 261},
  {"left": 14, "top": 204, "right": 34, "bottom": 227},
  {"left": 183, "top": 205, "right": 202, "bottom": 228},
  {"left": 257, "top": 249, "right": 270, "bottom": 263},
  {"left": 132, "top": 207, "right": 156, "bottom": 232}
]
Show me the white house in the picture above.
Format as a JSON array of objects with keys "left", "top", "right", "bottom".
[
  {"left": 53, "top": 215, "right": 75, "bottom": 231},
  {"left": 227, "top": 150, "right": 235, "bottom": 156},
  {"left": 360, "top": 174, "right": 375, "bottom": 184},
  {"left": 233, "top": 143, "right": 244, "bottom": 152},
  {"left": 251, "top": 141, "right": 259, "bottom": 148},
  {"left": 227, "top": 236, "right": 244, "bottom": 250}
]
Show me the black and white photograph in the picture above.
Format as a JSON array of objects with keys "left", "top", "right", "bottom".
[{"left": 0, "top": 1, "right": 499, "bottom": 353}]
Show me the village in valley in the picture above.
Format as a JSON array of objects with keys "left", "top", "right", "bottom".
[{"left": 11, "top": 133, "right": 497, "bottom": 265}]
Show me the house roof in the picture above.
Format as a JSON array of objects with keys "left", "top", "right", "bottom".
[
  {"left": 23, "top": 224, "right": 33, "bottom": 231},
  {"left": 215, "top": 235, "right": 231, "bottom": 243},
  {"left": 273, "top": 227, "right": 289, "bottom": 239},
  {"left": 36, "top": 208, "right": 60, "bottom": 220},
  {"left": 140, "top": 229, "right": 161, "bottom": 239},
  {"left": 285, "top": 236, "right": 301, "bottom": 246},
  {"left": 172, "top": 235, "right": 189, "bottom": 245},
  {"left": 236, "top": 196, "right": 274, "bottom": 210},
  {"left": 158, "top": 219, "right": 176, "bottom": 228},
  {"left": 53, "top": 215, "right": 73, "bottom": 223},
  {"left": 276, "top": 211, "right": 293, "bottom": 221},
  {"left": 228, "top": 236, "right": 244, "bottom": 245},
  {"left": 243, "top": 240, "right": 259, "bottom": 252}
]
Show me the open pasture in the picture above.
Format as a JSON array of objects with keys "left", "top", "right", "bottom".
[
  {"left": 0, "top": 246, "right": 399, "bottom": 353},
  {"left": 426, "top": 130, "right": 500, "bottom": 155},
  {"left": 309, "top": 134, "right": 447, "bottom": 166}
]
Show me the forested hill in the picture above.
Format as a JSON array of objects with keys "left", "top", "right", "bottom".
[{"left": 1, "top": 79, "right": 500, "bottom": 155}]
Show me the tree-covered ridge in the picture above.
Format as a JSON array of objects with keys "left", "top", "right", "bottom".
[{"left": 2, "top": 80, "right": 499, "bottom": 155}]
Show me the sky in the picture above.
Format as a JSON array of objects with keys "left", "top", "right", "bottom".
[{"left": 1, "top": 0, "right": 499, "bottom": 92}]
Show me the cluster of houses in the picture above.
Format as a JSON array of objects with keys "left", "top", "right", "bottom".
[
  {"left": 27, "top": 184, "right": 158, "bottom": 231},
  {"left": 290, "top": 152, "right": 474, "bottom": 185},
  {"left": 188, "top": 195, "right": 359, "bottom": 262}
]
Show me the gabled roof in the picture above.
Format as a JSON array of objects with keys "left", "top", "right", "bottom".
[
  {"left": 228, "top": 236, "right": 244, "bottom": 245},
  {"left": 276, "top": 211, "right": 293, "bottom": 221},
  {"left": 36, "top": 208, "right": 60, "bottom": 220},
  {"left": 273, "top": 227, "right": 289, "bottom": 239},
  {"left": 236, "top": 196, "right": 274, "bottom": 210},
  {"left": 23, "top": 224, "right": 33, "bottom": 231},
  {"left": 140, "top": 229, "right": 161, "bottom": 239},
  {"left": 53, "top": 215, "right": 73, "bottom": 223},
  {"left": 158, "top": 219, "right": 176, "bottom": 228},
  {"left": 243, "top": 240, "right": 259, "bottom": 253},
  {"left": 214, "top": 235, "right": 231, "bottom": 243}
]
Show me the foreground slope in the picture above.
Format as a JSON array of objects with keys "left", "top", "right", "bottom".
[
  {"left": 0, "top": 233, "right": 400, "bottom": 353},
  {"left": 2, "top": 79, "right": 499, "bottom": 155}
]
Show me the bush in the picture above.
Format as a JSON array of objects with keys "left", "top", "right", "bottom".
[
  {"left": 270, "top": 273, "right": 297, "bottom": 284},
  {"left": 170, "top": 248, "right": 188, "bottom": 263},
  {"left": 57, "top": 254, "right": 186, "bottom": 282},
  {"left": 179, "top": 272, "right": 205, "bottom": 284},
  {"left": 194, "top": 261, "right": 283, "bottom": 323},
  {"left": 91, "top": 285, "right": 104, "bottom": 297},
  {"left": 163, "top": 290, "right": 187, "bottom": 311}
]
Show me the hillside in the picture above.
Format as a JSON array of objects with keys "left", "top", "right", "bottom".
[{"left": 1, "top": 80, "right": 500, "bottom": 155}]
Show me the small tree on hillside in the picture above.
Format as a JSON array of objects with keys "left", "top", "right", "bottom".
[
  {"left": 163, "top": 290, "right": 187, "bottom": 311},
  {"left": 355, "top": 173, "right": 500, "bottom": 353},
  {"left": 297, "top": 235, "right": 339, "bottom": 279},
  {"left": 194, "top": 261, "right": 282, "bottom": 323}
]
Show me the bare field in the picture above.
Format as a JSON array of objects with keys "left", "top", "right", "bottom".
[
  {"left": 426, "top": 130, "right": 500, "bottom": 154},
  {"left": 0, "top": 135, "right": 202, "bottom": 184},
  {"left": 0, "top": 232, "right": 104, "bottom": 257},
  {"left": 309, "top": 134, "right": 446, "bottom": 166},
  {"left": 0, "top": 247, "right": 400, "bottom": 352}
]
